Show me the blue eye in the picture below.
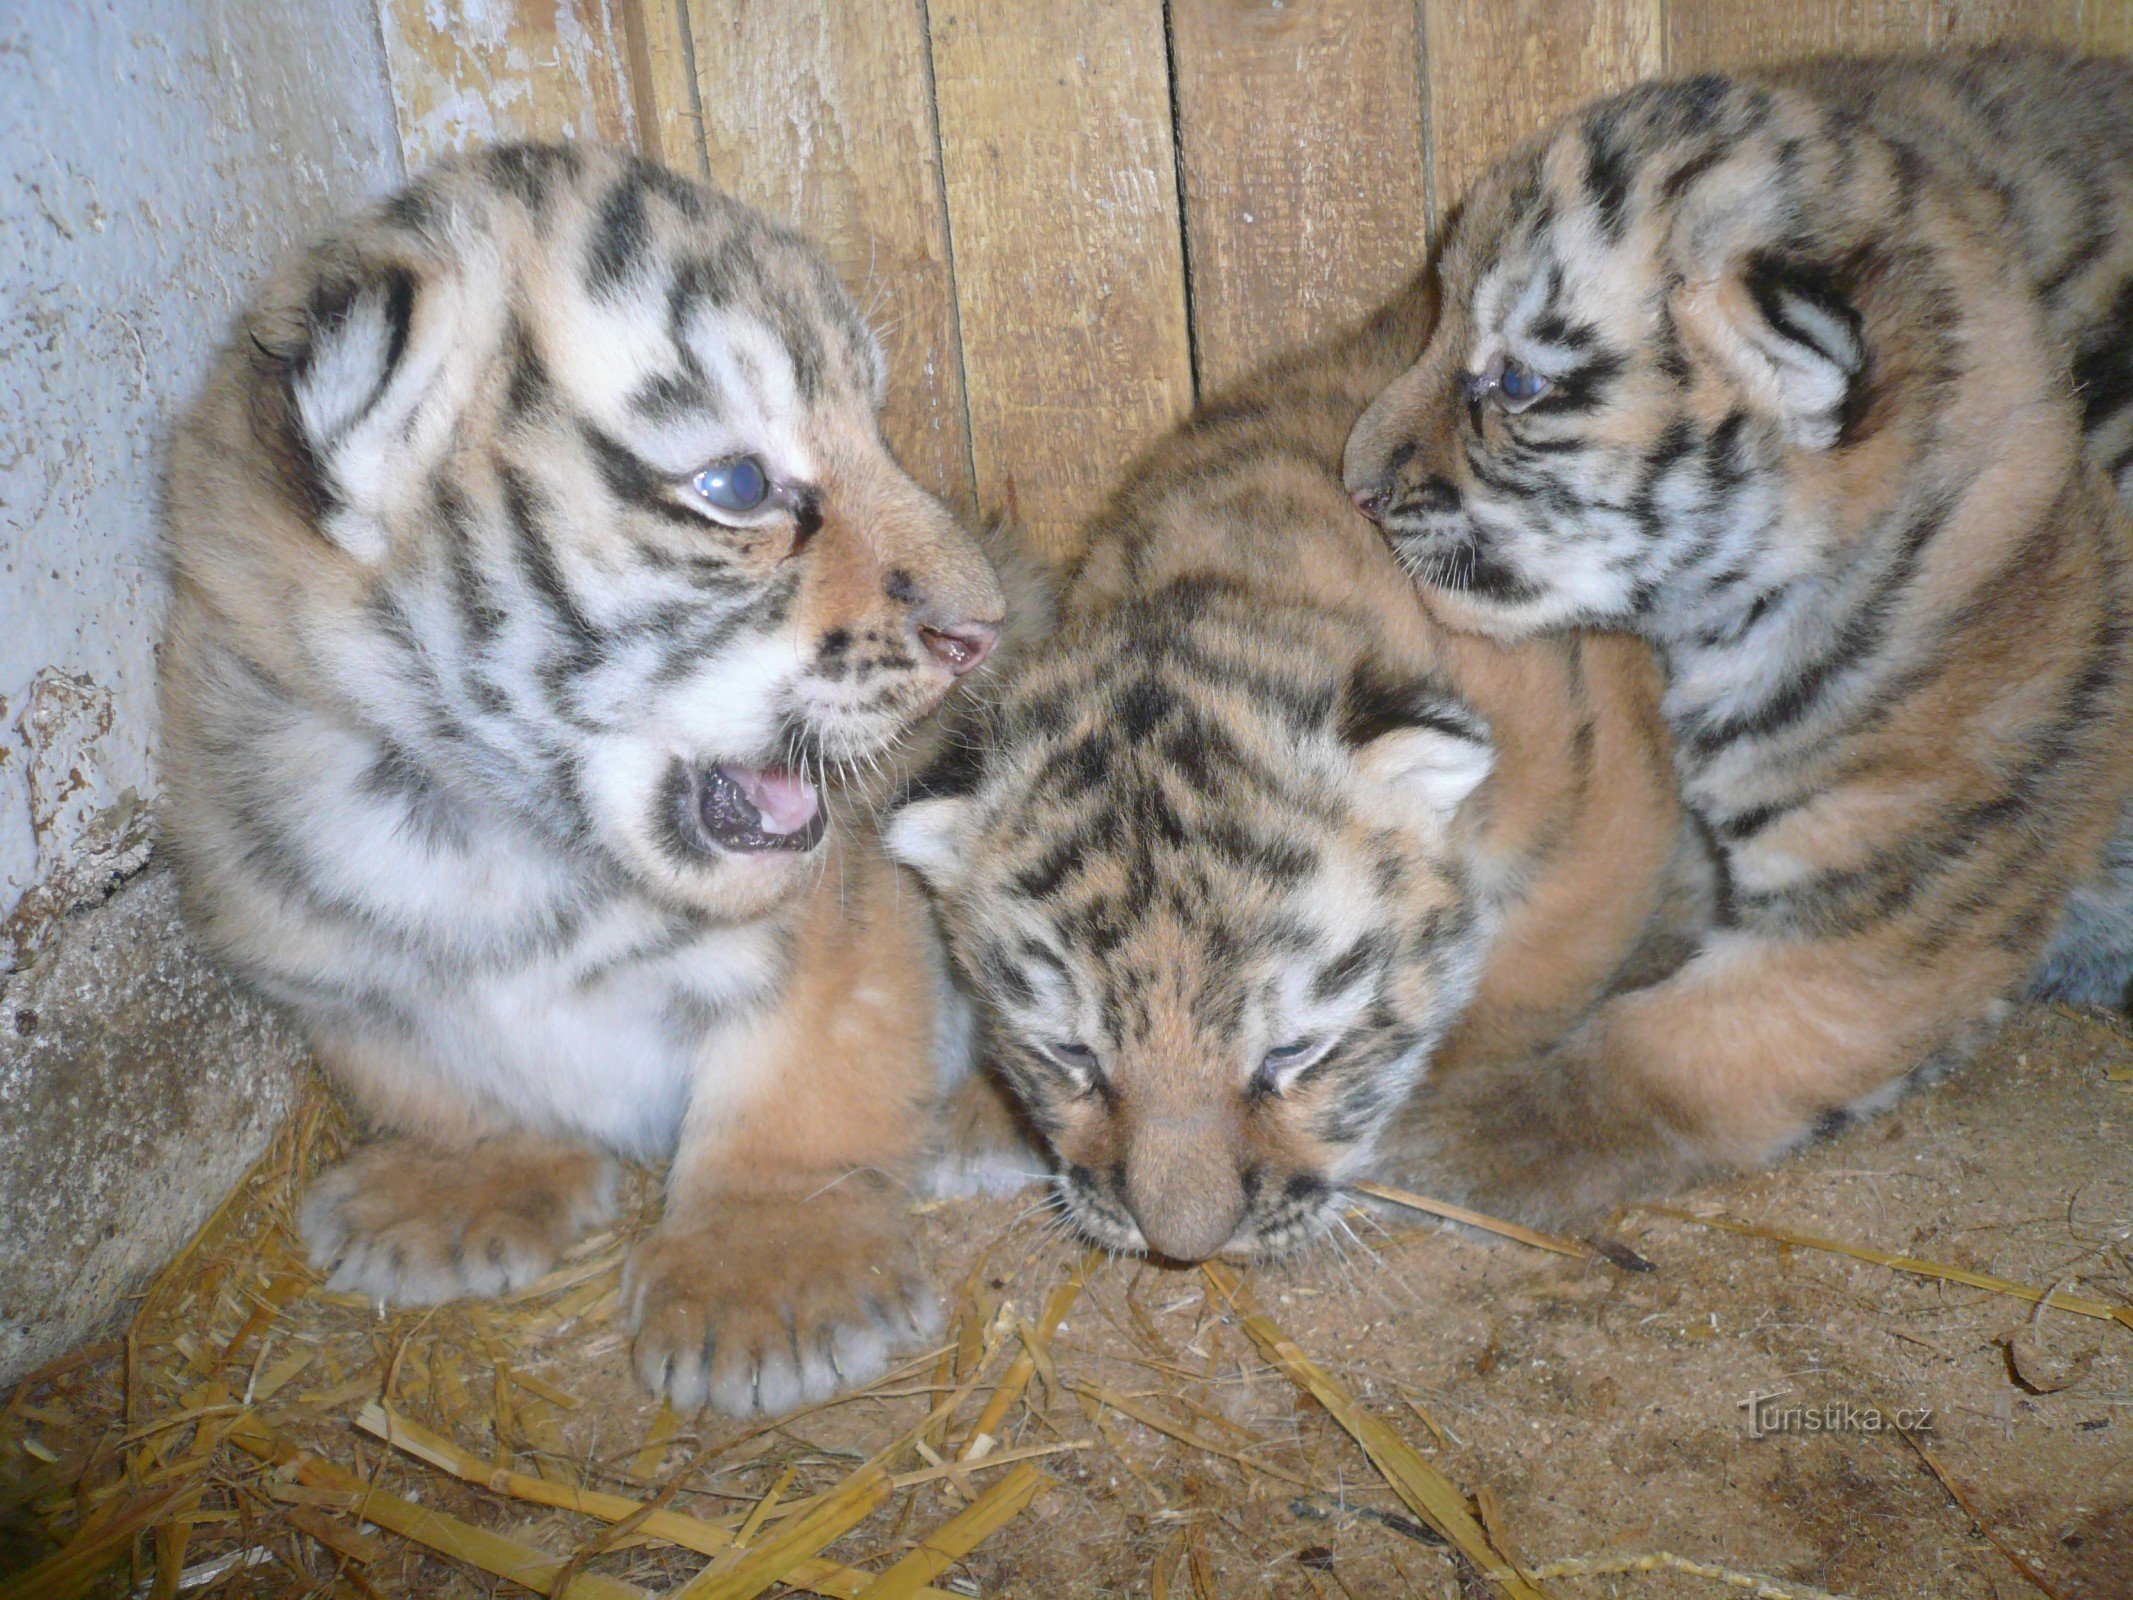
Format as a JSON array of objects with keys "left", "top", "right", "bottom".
[
  {"left": 1495, "top": 361, "right": 1551, "bottom": 408},
  {"left": 1262, "top": 1039, "right": 1318, "bottom": 1069},
  {"left": 690, "top": 456, "right": 769, "bottom": 512},
  {"left": 1043, "top": 1041, "right": 1100, "bottom": 1077}
]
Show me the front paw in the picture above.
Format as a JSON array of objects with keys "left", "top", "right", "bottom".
[
  {"left": 300, "top": 1137, "right": 617, "bottom": 1304},
  {"left": 920, "top": 1068, "right": 1049, "bottom": 1199},
  {"left": 625, "top": 1182, "right": 942, "bottom": 1417},
  {"left": 1376, "top": 1030, "right": 1703, "bottom": 1228}
]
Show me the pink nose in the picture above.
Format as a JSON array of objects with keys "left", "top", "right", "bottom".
[{"left": 918, "top": 622, "right": 998, "bottom": 676}]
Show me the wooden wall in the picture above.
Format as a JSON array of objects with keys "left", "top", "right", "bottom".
[{"left": 374, "top": 0, "right": 2131, "bottom": 557}]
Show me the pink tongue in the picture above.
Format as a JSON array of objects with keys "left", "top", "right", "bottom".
[{"left": 734, "top": 766, "right": 820, "bottom": 836}]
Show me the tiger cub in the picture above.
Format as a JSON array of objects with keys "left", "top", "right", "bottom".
[
  {"left": 161, "top": 146, "right": 1005, "bottom": 1415},
  {"left": 885, "top": 285, "right": 1694, "bottom": 1261},
  {"left": 1343, "top": 48, "right": 2133, "bottom": 1220}
]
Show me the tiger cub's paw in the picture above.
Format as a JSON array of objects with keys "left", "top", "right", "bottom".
[
  {"left": 1378, "top": 1029, "right": 1708, "bottom": 1231},
  {"left": 625, "top": 1180, "right": 942, "bottom": 1417},
  {"left": 920, "top": 1068, "right": 1050, "bottom": 1200},
  {"left": 300, "top": 1136, "right": 617, "bottom": 1305}
]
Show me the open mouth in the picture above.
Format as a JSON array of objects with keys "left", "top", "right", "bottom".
[{"left": 692, "top": 764, "right": 826, "bottom": 854}]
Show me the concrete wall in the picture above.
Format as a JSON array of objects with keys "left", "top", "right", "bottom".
[
  {"left": 0, "top": 0, "right": 404, "bottom": 970},
  {"left": 0, "top": 0, "right": 404, "bottom": 1382}
]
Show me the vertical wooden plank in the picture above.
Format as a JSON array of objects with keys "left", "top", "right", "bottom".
[
  {"left": 1169, "top": 0, "right": 1429, "bottom": 393},
  {"left": 1932, "top": 0, "right": 2089, "bottom": 49},
  {"left": 674, "top": 1, "right": 973, "bottom": 513},
  {"left": 375, "top": 0, "right": 641, "bottom": 170},
  {"left": 1666, "top": 1, "right": 2111, "bottom": 77},
  {"left": 1664, "top": 0, "right": 1926, "bottom": 73},
  {"left": 928, "top": 0, "right": 1194, "bottom": 558},
  {"left": 1421, "top": 0, "right": 1662, "bottom": 220},
  {"left": 2081, "top": 0, "right": 2133, "bottom": 53},
  {"left": 620, "top": 0, "right": 710, "bottom": 178}
]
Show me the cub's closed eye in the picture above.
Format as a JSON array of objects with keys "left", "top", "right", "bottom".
[
  {"left": 689, "top": 455, "right": 770, "bottom": 513},
  {"left": 1044, "top": 1041, "right": 1099, "bottom": 1072},
  {"left": 1262, "top": 1039, "right": 1318, "bottom": 1067}
]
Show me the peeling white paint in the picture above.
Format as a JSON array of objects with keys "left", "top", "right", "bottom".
[
  {"left": 378, "top": 0, "right": 637, "bottom": 171},
  {"left": 0, "top": 0, "right": 404, "bottom": 969}
]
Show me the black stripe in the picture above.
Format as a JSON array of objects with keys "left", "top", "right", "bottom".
[
  {"left": 1684, "top": 482, "right": 1959, "bottom": 758},
  {"left": 482, "top": 144, "right": 582, "bottom": 213},
  {"left": 577, "top": 424, "right": 715, "bottom": 536},
  {"left": 1582, "top": 104, "right": 1638, "bottom": 244},
  {"left": 586, "top": 173, "right": 653, "bottom": 298},
  {"left": 432, "top": 480, "right": 503, "bottom": 644},
  {"left": 631, "top": 369, "right": 720, "bottom": 422},
  {"left": 297, "top": 265, "right": 417, "bottom": 444},
  {"left": 1659, "top": 138, "right": 1728, "bottom": 203},
  {"left": 1742, "top": 252, "right": 1862, "bottom": 377},
  {"left": 2073, "top": 279, "right": 2133, "bottom": 433},
  {"left": 1337, "top": 662, "right": 1484, "bottom": 748},
  {"left": 498, "top": 464, "right": 599, "bottom": 660},
  {"left": 505, "top": 316, "right": 550, "bottom": 420}
]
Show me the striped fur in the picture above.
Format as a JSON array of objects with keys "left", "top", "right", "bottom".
[
  {"left": 1344, "top": 50, "right": 2133, "bottom": 1219},
  {"left": 889, "top": 287, "right": 1693, "bottom": 1260},
  {"left": 161, "top": 146, "right": 1005, "bottom": 1415}
]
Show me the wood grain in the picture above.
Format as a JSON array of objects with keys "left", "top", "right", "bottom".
[
  {"left": 617, "top": 0, "right": 706, "bottom": 176},
  {"left": 1421, "top": 0, "right": 1662, "bottom": 221},
  {"left": 671, "top": 1, "right": 974, "bottom": 512},
  {"left": 928, "top": 0, "right": 1194, "bottom": 557},
  {"left": 375, "top": 0, "right": 641, "bottom": 170},
  {"left": 1169, "top": 0, "right": 1430, "bottom": 393},
  {"left": 2080, "top": 0, "right": 2133, "bottom": 53},
  {"left": 1666, "top": 2, "right": 2104, "bottom": 77},
  {"left": 1928, "top": 1, "right": 2098, "bottom": 50},
  {"left": 1665, "top": 0, "right": 1928, "bottom": 70}
]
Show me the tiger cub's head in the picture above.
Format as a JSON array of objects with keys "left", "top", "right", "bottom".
[
  {"left": 1343, "top": 74, "right": 1930, "bottom": 639},
  {"left": 175, "top": 144, "right": 1001, "bottom": 917},
  {"left": 886, "top": 565, "right": 1497, "bottom": 1262}
]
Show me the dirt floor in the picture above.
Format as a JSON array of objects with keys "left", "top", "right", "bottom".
[{"left": 4, "top": 1002, "right": 2130, "bottom": 1599}]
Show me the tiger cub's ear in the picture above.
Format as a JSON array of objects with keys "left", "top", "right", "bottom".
[
  {"left": 884, "top": 794, "right": 977, "bottom": 891},
  {"left": 1663, "top": 148, "right": 1866, "bottom": 450},
  {"left": 248, "top": 236, "right": 492, "bottom": 563},
  {"left": 1339, "top": 664, "right": 1494, "bottom": 828},
  {"left": 884, "top": 737, "right": 988, "bottom": 892},
  {"left": 1675, "top": 250, "right": 1865, "bottom": 450}
]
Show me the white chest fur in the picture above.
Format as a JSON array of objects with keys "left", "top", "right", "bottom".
[{"left": 224, "top": 706, "right": 790, "bottom": 1160}]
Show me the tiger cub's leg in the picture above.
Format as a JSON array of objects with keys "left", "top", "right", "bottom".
[
  {"left": 1396, "top": 931, "right": 2013, "bottom": 1226},
  {"left": 918, "top": 985, "right": 1047, "bottom": 1200},
  {"left": 920, "top": 1065, "right": 1048, "bottom": 1200},
  {"left": 299, "top": 1039, "right": 618, "bottom": 1302},
  {"left": 626, "top": 853, "right": 943, "bottom": 1418},
  {"left": 2030, "top": 805, "right": 2133, "bottom": 1010}
]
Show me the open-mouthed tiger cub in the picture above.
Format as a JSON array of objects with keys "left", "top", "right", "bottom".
[
  {"left": 886, "top": 284, "right": 1697, "bottom": 1261},
  {"left": 1343, "top": 48, "right": 2133, "bottom": 1220},
  {"left": 161, "top": 144, "right": 1006, "bottom": 1415}
]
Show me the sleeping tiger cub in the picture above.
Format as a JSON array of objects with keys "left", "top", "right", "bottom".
[
  {"left": 886, "top": 284, "right": 1696, "bottom": 1261},
  {"left": 161, "top": 145, "right": 1005, "bottom": 1415},
  {"left": 1343, "top": 48, "right": 2133, "bottom": 1220}
]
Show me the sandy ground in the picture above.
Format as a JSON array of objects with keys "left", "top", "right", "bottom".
[{"left": 4, "top": 1001, "right": 2129, "bottom": 1599}]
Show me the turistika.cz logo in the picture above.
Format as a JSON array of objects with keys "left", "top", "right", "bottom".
[{"left": 1739, "top": 1389, "right": 1935, "bottom": 1440}]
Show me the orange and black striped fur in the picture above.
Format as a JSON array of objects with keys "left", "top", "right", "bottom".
[
  {"left": 1344, "top": 49, "right": 2133, "bottom": 1219},
  {"left": 162, "top": 146, "right": 1007, "bottom": 1415},
  {"left": 887, "top": 286, "right": 1694, "bottom": 1260}
]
